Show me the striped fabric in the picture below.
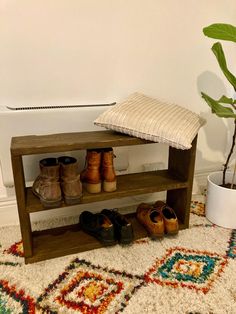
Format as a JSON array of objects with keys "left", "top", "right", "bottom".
[{"left": 94, "top": 93, "right": 205, "bottom": 149}]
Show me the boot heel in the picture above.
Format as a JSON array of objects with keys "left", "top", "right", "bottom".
[
  {"left": 40, "top": 198, "right": 62, "bottom": 209},
  {"left": 84, "top": 182, "right": 102, "bottom": 194},
  {"left": 103, "top": 180, "right": 117, "bottom": 192},
  {"left": 64, "top": 195, "right": 82, "bottom": 205}
]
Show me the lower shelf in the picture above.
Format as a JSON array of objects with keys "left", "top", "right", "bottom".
[{"left": 26, "top": 213, "right": 184, "bottom": 264}]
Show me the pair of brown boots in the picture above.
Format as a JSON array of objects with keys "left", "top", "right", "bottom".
[
  {"left": 80, "top": 147, "right": 116, "bottom": 194},
  {"left": 32, "top": 156, "right": 82, "bottom": 208}
]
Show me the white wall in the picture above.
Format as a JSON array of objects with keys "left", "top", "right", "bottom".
[
  {"left": 0, "top": 0, "right": 236, "bottom": 223},
  {"left": 1, "top": 0, "right": 236, "bottom": 170}
]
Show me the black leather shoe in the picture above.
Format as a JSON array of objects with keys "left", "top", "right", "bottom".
[
  {"left": 79, "top": 211, "right": 116, "bottom": 246},
  {"left": 101, "top": 209, "right": 134, "bottom": 244}
]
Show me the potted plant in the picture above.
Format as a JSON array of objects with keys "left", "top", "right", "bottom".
[{"left": 201, "top": 23, "right": 236, "bottom": 228}]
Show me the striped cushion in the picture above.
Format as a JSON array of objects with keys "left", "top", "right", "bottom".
[{"left": 94, "top": 93, "right": 205, "bottom": 149}]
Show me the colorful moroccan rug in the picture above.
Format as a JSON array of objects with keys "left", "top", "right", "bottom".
[{"left": 0, "top": 197, "right": 235, "bottom": 313}]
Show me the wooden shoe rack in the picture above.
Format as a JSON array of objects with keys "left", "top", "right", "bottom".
[{"left": 11, "top": 130, "right": 197, "bottom": 263}]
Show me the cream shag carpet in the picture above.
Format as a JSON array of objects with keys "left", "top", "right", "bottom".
[{"left": 0, "top": 197, "right": 235, "bottom": 314}]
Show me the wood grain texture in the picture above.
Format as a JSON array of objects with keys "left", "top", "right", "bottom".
[
  {"left": 11, "top": 155, "right": 33, "bottom": 257},
  {"left": 26, "top": 170, "right": 188, "bottom": 213},
  {"left": 167, "top": 136, "right": 197, "bottom": 228},
  {"left": 11, "top": 130, "right": 151, "bottom": 156},
  {"left": 10, "top": 130, "right": 197, "bottom": 263},
  {"left": 26, "top": 213, "right": 185, "bottom": 263}
]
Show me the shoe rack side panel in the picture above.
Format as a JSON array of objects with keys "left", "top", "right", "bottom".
[
  {"left": 10, "top": 151, "right": 33, "bottom": 257},
  {"left": 167, "top": 136, "right": 197, "bottom": 228}
]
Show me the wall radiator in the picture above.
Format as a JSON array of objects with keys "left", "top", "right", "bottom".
[{"left": 0, "top": 103, "right": 114, "bottom": 187}]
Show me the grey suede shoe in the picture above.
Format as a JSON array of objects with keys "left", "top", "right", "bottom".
[
  {"left": 32, "top": 158, "right": 62, "bottom": 208},
  {"left": 58, "top": 156, "right": 82, "bottom": 205}
]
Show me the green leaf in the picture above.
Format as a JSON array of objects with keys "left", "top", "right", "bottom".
[
  {"left": 212, "top": 42, "right": 236, "bottom": 89},
  {"left": 203, "top": 23, "right": 236, "bottom": 42},
  {"left": 201, "top": 92, "right": 236, "bottom": 118},
  {"left": 218, "top": 95, "right": 234, "bottom": 104}
]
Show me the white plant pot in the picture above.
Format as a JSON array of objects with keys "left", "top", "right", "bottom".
[{"left": 206, "top": 171, "right": 236, "bottom": 229}]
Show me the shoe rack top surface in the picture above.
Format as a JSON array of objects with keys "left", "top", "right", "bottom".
[{"left": 11, "top": 130, "right": 151, "bottom": 156}]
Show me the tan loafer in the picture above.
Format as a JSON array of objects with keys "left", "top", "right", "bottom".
[
  {"left": 154, "top": 201, "right": 179, "bottom": 235},
  {"left": 136, "top": 203, "right": 164, "bottom": 239}
]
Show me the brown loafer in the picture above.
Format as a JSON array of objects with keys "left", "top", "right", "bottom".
[
  {"left": 136, "top": 203, "right": 164, "bottom": 239},
  {"left": 154, "top": 201, "right": 179, "bottom": 235}
]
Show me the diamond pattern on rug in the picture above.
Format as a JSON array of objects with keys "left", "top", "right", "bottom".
[
  {"left": 0, "top": 280, "right": 35, "bottom": 314},
  {"left": 0, "top": 294, "right": 12, "bottom": 314},
  {"left": 227, "top": 230, "right": 236, "bottom": 259},
  {"left": 144, "top": 247, "right": 228, "bottom": 294},
  {"left": 0, "top": 261, "right": 21, "bottom": 267},
  {"left": 3, "top": 241, "right": 24, "bottom": 257},
  {"left": 190, "top": 200, "right": 205, "bottom": 216},
  {"left": 37, "top": 258, "right": 144, "bottom": 313}
]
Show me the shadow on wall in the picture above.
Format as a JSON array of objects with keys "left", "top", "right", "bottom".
[
  {"left": 197, "top": 70, "right": 227, "bottom": 99},
  {"left": 196, "top": 70, "right": 234, "bottom": 169}
]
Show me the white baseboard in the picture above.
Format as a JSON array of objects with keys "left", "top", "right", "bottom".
[
  {"left": 0, "top": 168, "right": 218, "bottom": 227},
  {"left": 193, "top": 166, "right": 222, "bottom": 194},
  {"left": 0, "top": 197, "right": 19, "bottom": 226},
  {"left": 0, "top": 193, "right": 167, "bottom": 227}
]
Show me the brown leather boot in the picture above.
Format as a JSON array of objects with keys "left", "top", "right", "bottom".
[
  {"left": 102, "top": 147, "right": 117, "bottom": 192},
  {"left": 32, "top": 158, "right": 62, "bottom": 208},
  {"left": 58, "top": 156, "right": 82, "bottom": 205},
  {"left": 80, "top": 149, "right": 102, "bottom": 193}
]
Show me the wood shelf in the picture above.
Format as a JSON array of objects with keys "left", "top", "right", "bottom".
[
  {"left": 26, "top": 170, "right": 188, "bottom": 213},
  {"left": 11, "top": 130, "right": 150, "bottom": 156},
  {"left": 27, "top": 213, "right": 185, "bottom": 264},
  {"left": 11, "top": 130, "right": 197, "bottom": 263}
]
